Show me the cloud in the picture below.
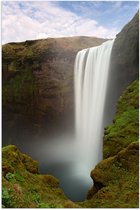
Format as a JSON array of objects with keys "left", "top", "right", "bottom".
[{"left": 2, "top": 1, "right": 120, "bottom": 44}]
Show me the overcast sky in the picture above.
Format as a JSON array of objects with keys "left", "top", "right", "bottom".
[{"left": 2, "top": 1, "right": 139, "bottom": 44}]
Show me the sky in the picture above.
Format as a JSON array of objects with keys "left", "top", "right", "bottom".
[{"left": 2, "top": 1, "right": 139, "bottom": 44}]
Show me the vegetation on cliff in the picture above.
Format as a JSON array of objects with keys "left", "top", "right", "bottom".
[
  {"left": 104, "top": 79, "right": 139, "bottom": 158},
  {"left": 3, "top": 69, "right": 37, "bottom": 112},
  {"left": 2, "top": 37, "right": 106, "bottom": 115},
  {"left": 81, "top": 142, "right": 139, "bottom": 208},
  {"left": 2, "top": 145, "right": 78, "bottom": 208},
  {"left": 79, "top": 79, "right": 139, "bottom": 208}
]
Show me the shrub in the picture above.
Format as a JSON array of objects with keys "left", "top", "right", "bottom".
[{"left": 2, "top": 187, "right": 13, "bottom": 207}]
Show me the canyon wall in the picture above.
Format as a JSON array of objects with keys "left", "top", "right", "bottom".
[{"left": 2, "top": 36, "right": 107, "bottom": 143}]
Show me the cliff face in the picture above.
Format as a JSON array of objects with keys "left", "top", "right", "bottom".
[
  {"left": 111, "top": 11, "right": 139, "bottom": 85},
  {"left": 2, "top": 36, "right": 107, "bottom": 143},
  {"left": 104, "top": 11, "right": 139, "bottom": 123}
]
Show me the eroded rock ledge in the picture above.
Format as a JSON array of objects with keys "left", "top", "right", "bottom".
[{"left": 83, "top": 142, "right": 139, "bottom": 208}]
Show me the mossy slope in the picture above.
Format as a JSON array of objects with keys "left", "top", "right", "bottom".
[
  {"left": 79, "top": 79, "right": 139, "bottom": 208},
  {"left": 80, "top": 142, "right": 139, "bottom": 208},
  {"left": 2, "top": 145, "right": 78, "bottom": 208},
  {"left": 104, "top": 79, "right": 139, "bottom": 158}
]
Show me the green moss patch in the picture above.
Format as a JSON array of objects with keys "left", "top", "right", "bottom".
[
  {"left": 103, "top": 80, "right": 139, "bottom": 158},
  {"left": 2, "top": 145, "right": 78, "bottom": 208},
  {"left": 3, "top": 69, "right": 37, "bottom": 106},
  {"left": 80, "top": 142, "right": 139, "bottom": 208}
]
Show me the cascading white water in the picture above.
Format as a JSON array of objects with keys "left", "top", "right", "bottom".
[{"left": 74, "top": 40, "right": 114, "bottom": 174}]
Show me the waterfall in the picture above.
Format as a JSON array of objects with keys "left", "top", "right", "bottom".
[{"left": 74, "top": 40, "right": 114, "bottom": 173}]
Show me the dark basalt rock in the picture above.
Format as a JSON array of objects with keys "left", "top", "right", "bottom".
[
  {"left": 104, "top": 11, "right": 139, "bottom": 124},
  {"left": 112, "top": 11, "right": 139, "bottom": 82}
]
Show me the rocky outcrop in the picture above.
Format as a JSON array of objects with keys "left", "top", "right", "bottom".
[
  {"left": 2, "top": 145, "right": 79, "bottom": 208},
  {"left": 2, "top": 36, "right": 107, "bottom": 144},
  {"left": 82, "top": 142, "right": 139, "bottom": 208},
  {"left": 104, "top": 11, "right": 139, "bottom": 123},
  {"left": 111, "top": 11, "right": 139, "bottom": 83}
]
